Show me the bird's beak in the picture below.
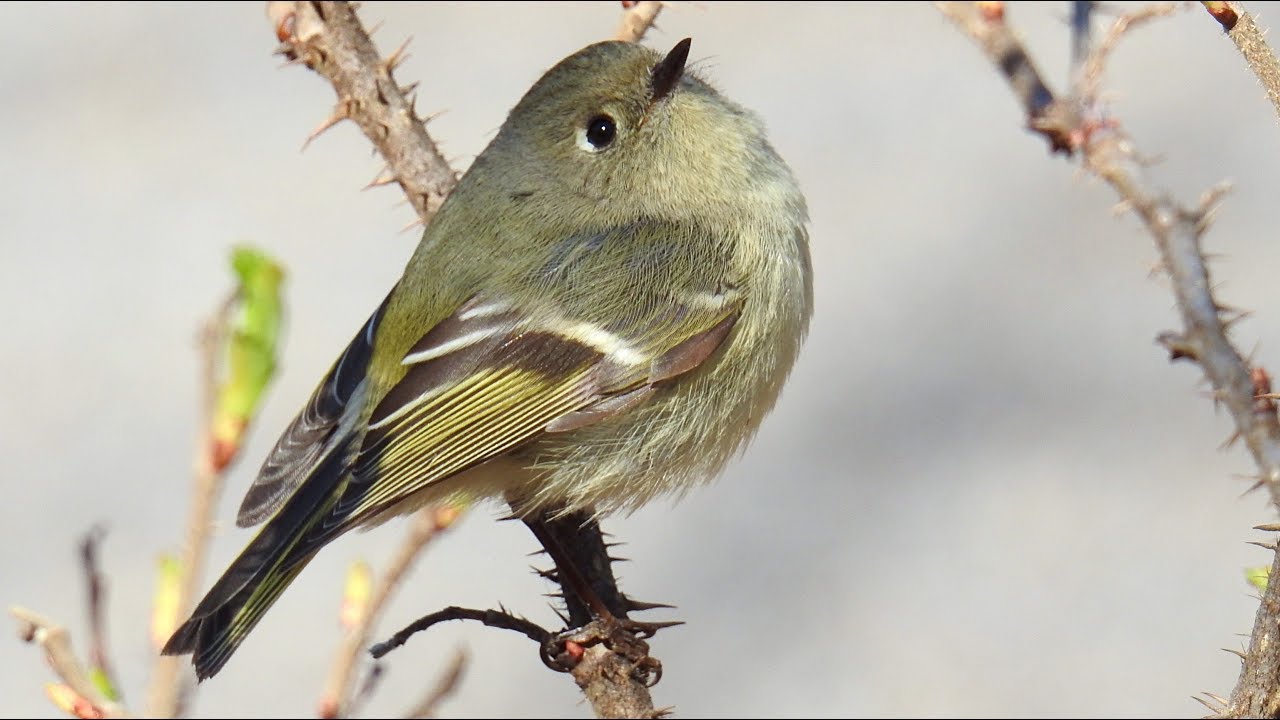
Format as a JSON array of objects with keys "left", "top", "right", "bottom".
[{"left": 650, "top": 38, "right": 692, "bottom": 103}]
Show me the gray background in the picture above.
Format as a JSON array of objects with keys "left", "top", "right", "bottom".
[{"left": 4, "top": 2, "right": 1280, "bottom": 717}]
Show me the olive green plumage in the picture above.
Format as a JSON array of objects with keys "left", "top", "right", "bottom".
[{"left": 163, "top": 37, "right": 812, "bottom": 680}]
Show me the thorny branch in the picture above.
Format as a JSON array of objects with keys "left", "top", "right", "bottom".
[
  {"left": 266, "top": 1, "right": 458, "bottom": 226},
  {"left": 939, "top": 2, "right": 1280, "bottom": 716}
]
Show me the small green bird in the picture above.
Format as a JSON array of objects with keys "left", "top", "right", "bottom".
[{"left": 163, "top": 37, "right": 812, "bottom": 680}]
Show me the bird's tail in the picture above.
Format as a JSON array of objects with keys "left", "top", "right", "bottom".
[{"left": 161, "top": 447, "right": 349, "bottom": 680}]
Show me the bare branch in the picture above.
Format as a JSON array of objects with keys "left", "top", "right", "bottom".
[
  {"left": 11, "top": 607, "right": 127, "bottom": 718},
  {"left": 320, "top": 506, "right": 458, "bottom": 718},
  {"left": 268, "top": 1, "right": 458, "bottom": 224},
  {"left": 402, "top": 648, "right": 467, "bottom": 719},
  {"left": 371, "top": 606, "right": 552, "bottom": 660},
  {"left": 78, "top": 527, "right": 123, "bottom": 705},
  {"left": 936, "top": 2, "right": 1068, "bottom": 152}
]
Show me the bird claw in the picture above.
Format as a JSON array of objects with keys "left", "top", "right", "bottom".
[{"left": 537, "top": 615, "right": 680, "bottom": 686}]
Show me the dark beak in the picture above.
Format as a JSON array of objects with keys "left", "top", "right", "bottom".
[{"left": 650, "top": 38, "right": 692, "bottom": 102}]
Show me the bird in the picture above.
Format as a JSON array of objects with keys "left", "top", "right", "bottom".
[{"left": 163, "top": 36, "right": 812, "bottom": 681}]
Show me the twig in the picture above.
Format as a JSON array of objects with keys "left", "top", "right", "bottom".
[
  {"left": 319, "top": 506, "right": 457, "bottom": 718},
  {"left": 267, "top": 1, "right": 458, "bottom": 224},
  {"left": 940, "top": 2, "right": 1280, "bottom": 717},
  {"left": 402, "top": 648, "right": 467, "bottom": 719},
  {"left": 1202, "top": 1, "right": 1280, "bottom": 124},
  {"left": 936, "top": 2, "right": 1066, "bottom": 151},
  {"left": 79, "top": 527, "right": 122, "bottom": 704},
  {"left": 371, "top": 606, "right": 551, "bottom": 659},
  {"left": 615, "top": 1, "right": 665, "bottom": 43},
  {"left": 343, "top": 663, "right": 384, "bottom": 720},
  {"left": 146, "top": 293, "right": 237, "bottom": 718},
  {"left": 11, "top": 607, "right": 127, "bottom": 718}
]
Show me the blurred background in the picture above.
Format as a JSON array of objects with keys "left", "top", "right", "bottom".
[{"left": 5, "top": 2, "right": 1280, "bottom": 717}]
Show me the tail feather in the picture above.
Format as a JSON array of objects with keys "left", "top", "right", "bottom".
[
  {"left": 162, "top": 443, "right": 351, "bottom": 679},
  {"left": 162, "top": 556, "right": 313, "bottom": 680}
]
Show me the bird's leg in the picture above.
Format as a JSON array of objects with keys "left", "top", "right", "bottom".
[{"left": 521, "top": 508, "right": 679, "bottom": 684}]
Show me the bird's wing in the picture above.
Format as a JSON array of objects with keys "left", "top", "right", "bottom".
[
  {"left": 323, "top": 289, "right": 740, "bottom": 532},
  {"left": 321, "top": 217, "right": 744, "bottom": 534},
  {"left": 234, "top": 292, "right": 393, "bottom": 527}
]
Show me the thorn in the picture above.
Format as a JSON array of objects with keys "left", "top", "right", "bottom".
[
  {"left": 1222, "top": 647, "right": 1247, "bottom": 660},
  {"left": 604, "top": 541, "right": 629, "bottom": 550},
  {"left": 1215, "top": 300, "right": 1244, "bottom": 316},
  {"left": 420, "top": 109, "right": 448, "bottom": 125},
  {"left": 652, "top": 706, "right": 677, "bottom": 719},
  {"left": 400, "top": 216, "right": 426, "bottom": 234},
  {"left": 366, "top": 18, "right": 383, "bottom": 36},
  {"left": 1191, "top": 695, "right": 1220, "bottom": 713},
  {"left": 382, "top": 36, "right": 412, "bottom": 73},
  {"left": 363, "top": 168, "right": 398, "bottom": 190},
  {"left": 302, "top": 100, "right": 351, "bottom": 151},
  {"left": 1219, "top": 430, "right": 1241, "bottom": 452},
  {"left": 624, "top": 598, "right": 677, "bottom": 612},
  {"left": 1203, "top": 691, "right": 1229, "bottom": 706},
  {"left": 1242, "top": 478, "right": 1269, "bottom": 497},
  {"left": 608, "top": 556, "right": 631, "bottom": 564},
  {"left": 1246, "top": 540, "right": 1277, "bottom": 551},
  {"left": 636, "top": 620, "right": 685, "bottom": 633},
  {"left": 399, "top": 81, "right": 420, "bottom": 98},
  {"left": 1155, "top": 331, "right": 1196, "bottom": 362},
  {"left": 552, "top": 607, "right": 570, "bottom": 625},
  {"left": 1199, "top": 182, "right": 1233, "bottom": 214},
  {"left": 1221, "top": 309, "right": 1253, "bottom": 330},
  {"left": 1253, "top": 523, "right": 1280, "bottom": 532}
]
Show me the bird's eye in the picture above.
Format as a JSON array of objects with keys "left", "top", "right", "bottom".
[{"left": 582, "top": 114, "right": 617, "bottom": 151}]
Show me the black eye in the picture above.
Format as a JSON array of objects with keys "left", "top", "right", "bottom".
[{"left": 585, "top": 114, "right": 616, "bottom": 149}]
